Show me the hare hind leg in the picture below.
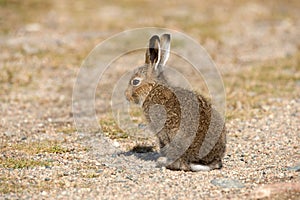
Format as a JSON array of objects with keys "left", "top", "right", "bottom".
[
  {"left": 190, "top": 161, "right": 223, "bottom": 172},
  {"left": 157, "top": 157, "right": 222, "bottom": 172},
  {"left": 157, "top": 157, "right": 191, "bottom": 171}
]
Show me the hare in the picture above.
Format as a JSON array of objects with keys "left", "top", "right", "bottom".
[{"left": 125, "top": 34, "right": 226, "bottom": 171}]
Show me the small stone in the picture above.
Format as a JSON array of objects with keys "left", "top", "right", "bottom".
[
  {"left": 45, "top": 165, "right": 51, "bottom": 169},
  {"left": 278, "top": 173, "right": 285, "bottom": 178},
  {"left": 5, "top": 131, "right": 14, "bottom": 137},
  {"left": 251, "top": 182, "right": 300, "bottom": 199},
  {"left": 37, "top": 123, "right": 44, "bottom": 127},
  {"left": 44, "top": 177, "right": 51, "bottom": 181},
  {"left": 286, "top": 165, "right": 300, "bottom": 172},
  {"left": 126, "top": 175, "right": 134, "bottom": 181},
  {"left": 21, "top": 136, "right": 27, "bottom": 140},
  {"left": 138, "top": 123, "right": 147, "bottom": 129},
  {"left": 113, "top": 141, "right": 120, "bottom": 148},
  {"left": 211, "top": 178, "right": 245, "bottom": 188},
  {"left": 253, "top": 136, "right": 260, "bottom": 141}
]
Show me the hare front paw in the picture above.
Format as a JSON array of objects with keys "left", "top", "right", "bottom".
[{"left": 156, "top": 156, "right": 168, "bottom": 168}]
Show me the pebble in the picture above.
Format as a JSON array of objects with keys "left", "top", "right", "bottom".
[
  {"left": 286, "top": 165, "right": 300, "bottom": 172},
  {"left": 211, "top": 178, "right": 245, "bottom": 188},
  {"left": 138, "top": 123, "right": 147, "bottom": 129},
  {"left": 113, "top": 141, "right": 120, "bottom": 148},
  {"left": 21, "top": 136, "right": 27, "bottom": 140},
  {"left": 251, "top": 182, "right": 300, "bottom": 199},
  {"left": 63, "top": 172, "right": 69, "bottom": 176}
]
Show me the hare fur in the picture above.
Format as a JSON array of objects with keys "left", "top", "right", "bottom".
[{"left": 125, "top": 34, "right": 226, "bottom": 171}]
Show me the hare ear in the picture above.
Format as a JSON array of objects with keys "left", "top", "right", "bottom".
[
  {"left": 159, "top": 34, "right": 171, "bottom": 67},
  {"left": 145, "top": 35, "right": 161, "bottom": 77},
  {"left": 145, "top": 48, "right": 150, "bottom": 64},
  {"left": 149, "top": 35, "right": 161, "bottom": 67}
]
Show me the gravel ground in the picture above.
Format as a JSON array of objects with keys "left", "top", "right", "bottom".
[
  {"left": 0, "top": 1, "right": 300, "bottom": 199},
  {"left": 1, "top": 99, "right": 299, "bottom": 199}
]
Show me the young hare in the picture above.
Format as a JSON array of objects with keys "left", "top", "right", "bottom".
[{"left": 125, "top": 34, "right": 226, "bottom": 171}]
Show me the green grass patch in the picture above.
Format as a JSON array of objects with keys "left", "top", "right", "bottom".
[
  {"left": 81, "top": 172, "right": 101, "bottom": 178},
  {"left": 2, "top": 140, "right": 70, "bottom": 155},
  {"left": 0, "top": 157, "right": 50, "bottom": 169},
  {"left": 25, "top": 141, "right": 69, "bottom": 154},
  {"left": 45, "top": 144, "right": 69, "bottom": 154},
  {"left": 128, "top": 106, "right": 145, "bottom": 124},
  {"left": 99, "top": 117, "right": 129, "bottom": 139},
  {"left": 56, "top": 126, "right": 77, "bottom": 135}
]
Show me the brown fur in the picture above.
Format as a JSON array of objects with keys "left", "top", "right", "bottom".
[{"left": 125, "top": 34, "right": 226, "bottom": 171}]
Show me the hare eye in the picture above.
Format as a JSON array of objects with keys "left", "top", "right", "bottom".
[{"left": 132, "top": 79, "right": 141, "bottom": 86}]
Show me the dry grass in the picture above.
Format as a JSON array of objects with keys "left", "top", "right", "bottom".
[
  {"left": 0, "top": 176, "right": 27, "bottom": 194},
  {"left": 0, "top": 66, "right": 32, "bottom": 94},
  {"left": 0, "top": 0, "right": 52, "bottom": 34},
  {"left": 225, "top": 52, "right": 300, "bottom": 119}
]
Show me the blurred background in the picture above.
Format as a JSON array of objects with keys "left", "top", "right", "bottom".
[{"left": 1, "top": 0, "right": 299, "bottom": 121}]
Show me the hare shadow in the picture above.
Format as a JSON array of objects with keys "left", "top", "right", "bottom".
[{"left": 122, "top": 145, "right": 160, "bottom": 161}]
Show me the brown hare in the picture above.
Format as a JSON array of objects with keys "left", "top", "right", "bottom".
[{"left": 125, "top": 34, "right": 226, "bottom": 171}]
